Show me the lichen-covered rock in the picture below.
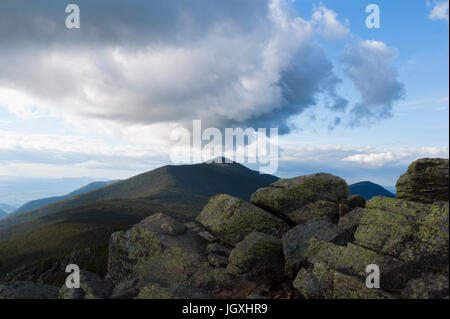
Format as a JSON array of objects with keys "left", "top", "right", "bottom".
[
  {"left": 58, "top": 270, "right": 113, "bottom": 299},
  {"left": 0, "top": 281, "right": 58, "bottom": 299},
  {"left": 208, "top": 253, "right": 229, "bottom": 267},
  {"left": 107, "top": 213, "right": 213, "bottom": 288},
  {"left": 226, "top": 232, "right": 286, "bottom": 285},
  {"left": 332, "top": 271, "right": 392, "bottom": 299},
  {"left": 196, "top": 194, "right": 289, "bottom": 246},
  {"left": 247, "top": 294, "right": 269, "bottom": 299},
  {"left": 306, "top": 239, "right": 418, "bottom": 290},
  {"left": 136, "top": 283, "right": 215, "bottom": 299},
  {"left": 288, "top": 200, "right": 340, "bottom": 225},
  {"left": 293, "top": 263, "right": 334, "bottom": 299},
  {"left": 109, "top": 277, "right": 148, "bottom": 299},
  {"left": 346, "top": 195, "right": 366, "bottom": 210},
  {"left": 251, "top": 173, "right": 348, "bottom": 224},
  {"left": 338, "top": 207, "right": 364, "bottom": 239},
  {"left": 207, "top": 243, "right": 231, "bottom": 256},
  {"left": 338, "top": 203, "right": 352, "bottom": 218},
  {"left": 282, "top": 219, "right": 349, "bottom": 277},
  {"left": 354, "top": 197, "right": 449, "bottom": 271},
  {"left": 401, "top": 273, "right": 449, "bottom": 299},
  {"left": 136, "top": 283, "right": 175, "bottom": 299},
  {"left": 396, "top": 158, "right": 449, "bottom": 203},
  {"left": 293, "top": 263, "right": 391, "bottom": 299}
]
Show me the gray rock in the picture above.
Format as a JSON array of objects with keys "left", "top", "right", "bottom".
[
  {"left": 338, "top": 203, "right": 352, "bottom": 218},
  {"left": 401, "top": 272, "right": 449, "bottom": 299},
  {"left": 247, "top": 294, "right": 269, "bottom": 299},
  {"left": 282, "top": 219, "right": 349, "bottom": 277},
  {"left": 109, "top": 277, "right": 149, "bottom": 299},
  {"left": 293, "top": 263, "right": 392, "bottom": 299},
  {"left": 396, "top": 158, "right": 449, "bottom": 204},
  {"left": 354, "top": 197, "right": 449, "bottom": 272},
  {"left": 196, "top": 194, "right": 290, "bottom": 246},
  {"left": 287, "top": 200, "right": 340, "bottom": 225},
  {"left": 250, "top": 173, "right": 349, "bottom": 224},
  {"left": 136, "top": 283, "right": 214, "bottom": 299},
  {"left": 106, "top": 213, "right": 216, "bottom": 291},
  {"left": 0, "top": 281, "right": 58, "bottom": 299},
  {"left": 306, "top": 240, "right": 419, "bottom": 290},
  {"left": 58, "top": 270, "right": 113, "bottom": 299},
  {"left": 346, "top": 195, "right": 366, "bottom": 209},
  {"left": 338, "top": 207, "right": 364, "bottom": 239},
  {"left": 208, "top": 253, "right": 229, "bottom": 267},
  {"left": 207, "top": 243, "right": 231, "bottom": 256},
  {"left": 226, "top": 232, "right": 286, "bottom": 285}
]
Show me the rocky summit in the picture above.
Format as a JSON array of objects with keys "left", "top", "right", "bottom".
[
  {"left": 0, "top": 158, "right": 448, "bottom": 299},
  {"left": 396, "top": 158, "right": 449, "bottom": 203}
]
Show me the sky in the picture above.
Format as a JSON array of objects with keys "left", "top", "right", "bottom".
[{"left": 0, "top": 0, "right": 448, "bottom": 193}]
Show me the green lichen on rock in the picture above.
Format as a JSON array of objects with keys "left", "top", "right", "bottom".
[
  {"left": 401, "top": 272, "right": 449, "bottom": 299},
  {"left": 107, "top": 213, "right": 213, "bottom": 288},
  {"left": 396, "top": 158, "right": 449, "bottom": 203},
  {"left": 251, "top": 173, "right": 349, "bottom": 215},
  {"left": 207, "top": 243, "right": 231, "bottom": 256},
  {"left": 354, "top": 197, "right": 449, "bottom": 271},
  {"left": 338, "top": 207, "right": 364, "bottom": 240},
  {"left": 283, "top": 219, "right": 349, "bottom": 277},
  {"left": 208, "top": 253, "right": 229, "bottom": 267},
  {"left": 136, "top": 283, "right": 175, "bottom": 299},
  {"left": 196, "top": 194, "right": 289, "bottom": 246},
  {"left": 226, "top": 232, "right": 285, "bottom": 284},
  {"left": 332, "top": 272, "right": 390, "bottom": 299},
  {"left": 293, "top": 263, "right": 390, "bottom": 299},
  {"left": 293, "top": 263, "right": 334, "bottom": 299},
  {"left": 306, "top": 239, "right": 417, "bottom": 290},
  {"left": 287, "top": 200, "right": 339, "bottom": 225}
]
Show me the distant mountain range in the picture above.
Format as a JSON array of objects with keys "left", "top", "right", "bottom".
[
  {"left": 348, "top": 181, "right": 396, "bottom": 200},
  {"left": 0, "top": 177, "right": 100, "bottom": 208},
  {"left": 12, "top": 181, "right": 120, "bottom": 216},
  {"left": 0, "top": 203, "right": 15, "bottom": 214},
  {"left": 0, "top": 158, "right": 278, "bottom": 277}
]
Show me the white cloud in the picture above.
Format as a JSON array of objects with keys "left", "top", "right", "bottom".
[
  {"left": 342, "top": 147, "right": 449, "bottom": 166},
  {"left": 311, "top": 2, "right": 350, "bottom": 41},
  {"left": 340, "top": 40, "right": 405, "bottom": 125},
  {"left": 428, "top": 1, "right": 449, "bottom": 22},
  {"left": 279, "top": 144, "right": 449, "bottom": 167}
]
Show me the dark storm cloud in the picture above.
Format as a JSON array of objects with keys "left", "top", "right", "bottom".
[
  {"left": 0, "top": 0, "right": 268, "bottom": 48},
  {"left": 0, "top": 0, "right": 399, "bottom": 135}
]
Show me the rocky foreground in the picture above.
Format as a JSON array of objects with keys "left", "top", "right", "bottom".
[{"left": 0, "top": 158, "right": 448, "bottom": 299}]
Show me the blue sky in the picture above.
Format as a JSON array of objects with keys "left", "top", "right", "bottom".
[{"left": 0, "top": 0, "right": 448, "bottom": 195}]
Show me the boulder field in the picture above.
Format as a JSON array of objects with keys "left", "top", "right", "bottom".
[{"left": 0, "top": 158, "right": 448, "bottom": 299}]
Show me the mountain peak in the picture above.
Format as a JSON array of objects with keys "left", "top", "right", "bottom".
[
  {"left": 204, "top": 156, "right": 236, "bottom": 165},
  {"left": 349, "top": 181, "right": 395, "bottom": 200}
]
